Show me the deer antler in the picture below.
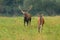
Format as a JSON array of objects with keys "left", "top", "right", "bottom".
[
  {"left": 19, "top": 6, "right": 25, "bottom": 14},
  {"left": 27, "top": 5, "right": 33, "bottom": 12},
  {"left": 19, "top": 5, "right": 33, "bottom": 14}
]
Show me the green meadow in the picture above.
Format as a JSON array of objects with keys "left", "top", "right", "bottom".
[{"left": 0, "top": 16, "right": 60, "bottom": 40}]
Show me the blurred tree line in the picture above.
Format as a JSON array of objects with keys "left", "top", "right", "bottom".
[{"left": 0, "top": 0, "right": 60, "bottom": 16}]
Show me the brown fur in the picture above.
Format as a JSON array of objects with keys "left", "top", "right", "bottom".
[{"left": 38, "top": 15, "right": 45, "bottom": 33}]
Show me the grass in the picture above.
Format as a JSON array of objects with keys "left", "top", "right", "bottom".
[{"left": 0, "top": 16, "right": 60, "bottom": 40}]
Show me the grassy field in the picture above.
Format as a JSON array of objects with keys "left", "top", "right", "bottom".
[{"left": 0, "top": 16, "right": 60, "bottom": 40}]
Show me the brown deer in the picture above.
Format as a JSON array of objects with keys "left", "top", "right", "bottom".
[
  {"left": 38, "top": 14, "right": 45, "bottom": 33},
  {"left": 21, "top": 9, "right": 32, "bottom": 26}
]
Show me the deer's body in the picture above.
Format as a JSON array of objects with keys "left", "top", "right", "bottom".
[
  {"left": 38, "top": 14, "right": 45, "bottom": 33},
  {"left": 21, "top": 11, "right": 31, "bottom": 26}
]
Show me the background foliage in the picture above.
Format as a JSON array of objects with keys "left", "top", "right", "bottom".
[{"left": 0, "top": 0, "right": 60, "bottom": 16}]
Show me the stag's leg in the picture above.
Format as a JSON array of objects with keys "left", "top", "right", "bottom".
[
  {"left": 24, "top": 18, "right": 27, "bottom": 26},
  {"left": 24, "top": 19, "right": 26, "bottom": 26},
  {"left": 26, "top": 20, "right": 28, "bottom": 26},
  {"left": 29, "top": 18, "right": 31, "bottom": 26}
]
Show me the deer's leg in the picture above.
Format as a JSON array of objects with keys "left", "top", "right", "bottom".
[
  {"left": 38, "top": 24, "right": 43, "bottom": 33},
  {"left": 24, "top": 19, "right": 26, "bottom": 26},
  {"left": 41, "top": 24, "right": 44, "bottom": 31},
  {"left": 38, "top": 25, "right": 41, "bottom": 33},
  {"left": 26, "top": 20, "right": 28, "bottom": 26},
  {"left": 29, "top": 18, "right": 31, "bottom": 26}
]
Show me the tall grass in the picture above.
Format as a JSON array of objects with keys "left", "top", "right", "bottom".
[{"left": 0, "top": 16, "right": 60, "bottom": 40}]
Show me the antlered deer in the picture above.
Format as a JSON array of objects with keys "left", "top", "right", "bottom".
[{"left": 21, "top": 10, "right": 31, "bottom": 26}]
